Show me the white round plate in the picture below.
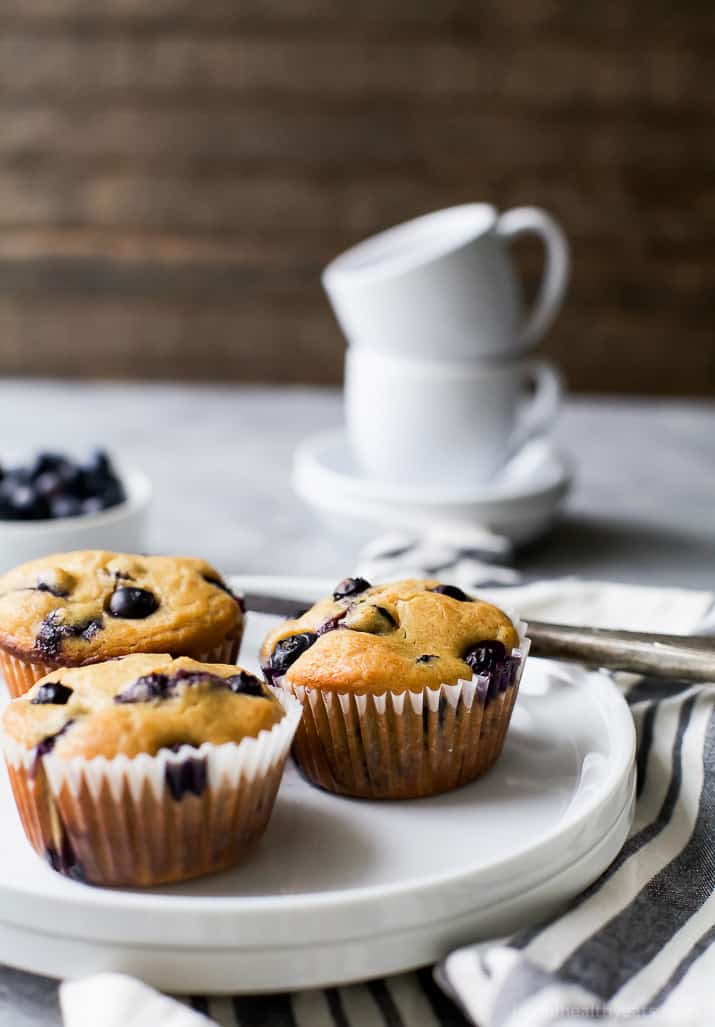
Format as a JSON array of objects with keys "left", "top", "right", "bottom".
[
  {"left": 293, "top": 431, "right": 572, "bottom": 545},
  {"left": 0, "top": 577, "right": 634, "bottom": 993}
]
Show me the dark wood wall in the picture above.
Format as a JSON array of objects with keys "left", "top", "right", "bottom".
[{"left": 1, "top": 1, "right": 713, "bottom": 394}]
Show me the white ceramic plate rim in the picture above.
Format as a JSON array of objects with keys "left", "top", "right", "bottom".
[
  {"left": 0, "top": 576, "right": 635, "bottom": 949},
  {"left": 0, "top": 674, "right": 633, "bottom": 912},
  {"left": 1, "top": 578, "right": 632, "bottom": 911}
]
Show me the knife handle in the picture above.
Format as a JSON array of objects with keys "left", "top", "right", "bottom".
[{"left": 527, "top": 621, "right": 715, "bottom": 682}]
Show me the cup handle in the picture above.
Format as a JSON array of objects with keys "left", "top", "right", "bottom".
[
  {"left": 496, "top": 206, "right": 570, "bottom": 349},
  {"left": 509, "top": 359, "right": 562, "bottom": 455}
]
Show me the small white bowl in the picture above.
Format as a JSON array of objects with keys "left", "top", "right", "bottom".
[{"left": 0, "top": 467, "right": 152, "bottom": 574}]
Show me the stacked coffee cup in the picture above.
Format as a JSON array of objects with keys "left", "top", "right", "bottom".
[{"left": 322, "top": 203, "right": 570, "bottom": 492}]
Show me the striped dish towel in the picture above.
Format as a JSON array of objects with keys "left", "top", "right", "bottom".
[
  {"left": 436, "top": 593, "right": 715, "bottom": 1027},
  {"left": 57, "top": 539, "right": 715, "bottom": 1027},
  {"left": 362, "top": 535, "right": 715, "bottom": 1027}
]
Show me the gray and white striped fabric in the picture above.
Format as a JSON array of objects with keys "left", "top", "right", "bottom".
[
  {"left": 46, "top": 537, "right": 715, "bottom": 1027},
  {"left": 438, "top": 675, "right": 715, "bottom": 1027},
  {"left": 181, "top": 973, "right": 467, "bottom": 1027},
  {"left": 362, "top": 535, "right": 715, "bottom": 1027}
]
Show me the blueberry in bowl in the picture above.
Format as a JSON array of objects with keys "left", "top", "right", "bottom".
[{"left": 0, "top": 449, "right": 126, "bottom": 522}]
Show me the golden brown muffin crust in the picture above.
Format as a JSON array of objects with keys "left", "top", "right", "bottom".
[
  {"left": 0, "top": 551, "right": 242, "bottom": 666},
  {"left": 260, "top": 578, "right": 520, "bottom": 694},
  {"left": 2, "top": 654, "right": 282, "bottom": 759}
]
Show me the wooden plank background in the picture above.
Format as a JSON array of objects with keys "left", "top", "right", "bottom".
[{"left": 0, "top": 0, "right": 713, "bottom": 393}]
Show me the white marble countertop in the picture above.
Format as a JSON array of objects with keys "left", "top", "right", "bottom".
[
  {"left": 3, "top": 380, "right": 715, "bottom": 588},
  {"left": 1, "top": 380, "right": 715, "bottom": 1025}
]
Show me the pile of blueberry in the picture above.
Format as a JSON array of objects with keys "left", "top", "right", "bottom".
[{"left": 0, "top": 449, "right": 126, "bottom": 521}]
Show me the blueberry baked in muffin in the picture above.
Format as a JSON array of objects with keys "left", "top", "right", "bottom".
[
  {"left": 261, "top": 578, "right": 529, "bottom": 799},
  {"left": 1, "top": 654, "right": 301, "bottom": 886},
  {"left": 0, "top": 551, "right": 244, "bottom": 698}
]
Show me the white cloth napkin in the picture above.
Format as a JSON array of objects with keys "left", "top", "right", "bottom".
[
  {"left": 59, "top": 567, "right": 715, "bottom": 1027},
  {"left": 60, "top": 974, "right": 212, "bottom": 1027}
]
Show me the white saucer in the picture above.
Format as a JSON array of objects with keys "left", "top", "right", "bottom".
[
  {"left": 0, "top": 467, "right": 151, "bottom": 574},
  {"left": 293, "top": 430, "right": 572, "bottom": 545},
  {"left": 0, "top": 576, "right": 633, "bottom": 994}
]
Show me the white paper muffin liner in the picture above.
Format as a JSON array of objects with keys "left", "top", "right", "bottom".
[
  {"left": 280, "top": 617, "right": 529, "bottom": 799},
  {"left": 2, "top": 686, "right": 302, "bottom": 886},
  {"left": 0, "top": 652, "right": 59, "bottom": 700},
  {"left": 193, "top": 628, "right": 243, "bottom": 670}
]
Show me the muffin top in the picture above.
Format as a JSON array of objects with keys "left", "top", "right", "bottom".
[
  {"left": 260, "top": 577, "right": 521, "bottom": 694},
  {"left": 0, "top": 551, "right": 243, "bottom": 666},
  {"left": 2, "top": 654, "right": 283, "bottom": 760}
]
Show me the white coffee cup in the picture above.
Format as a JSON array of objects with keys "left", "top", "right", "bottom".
[
  {"left": 345, "top": 348, "right": 562, "bottom": 488},
  {"left": 323, "top": 203, "right": 569, "bottom": 360}
]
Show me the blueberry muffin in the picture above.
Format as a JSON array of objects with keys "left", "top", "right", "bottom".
[
  {"left": 261, "top": 578, "right": 529, "bottom": 799},
  {"left": 1, "top": 654, "right": 301, "bottom": 886},
  {"left": 0, "top": 551, "right": 244, "bottom": 698}
]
